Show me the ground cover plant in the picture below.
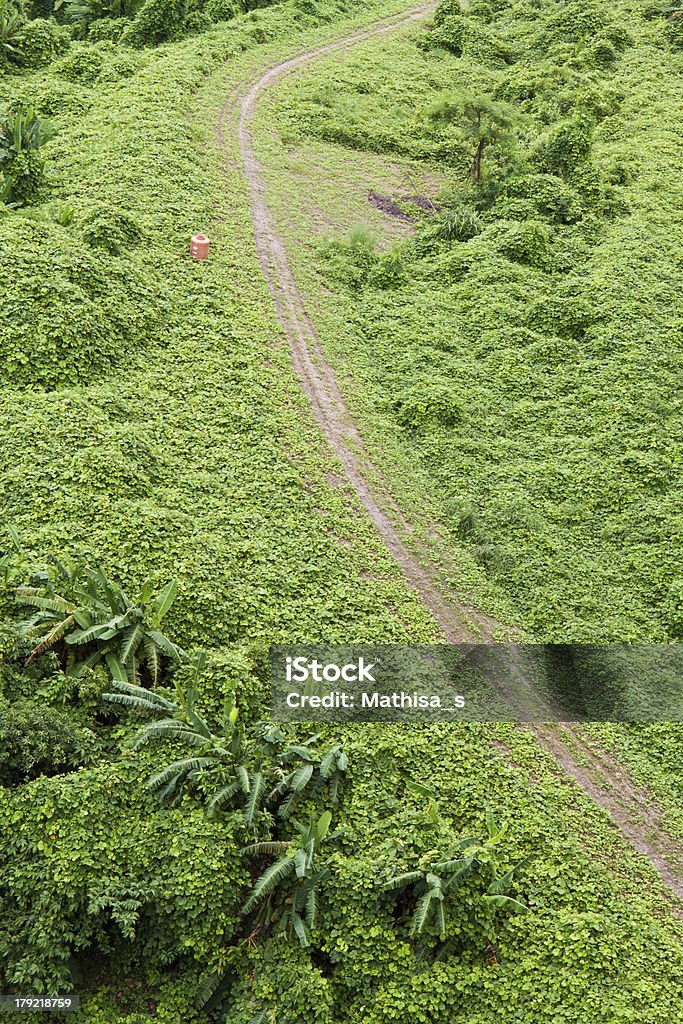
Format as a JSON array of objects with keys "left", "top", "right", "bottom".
[
  {"left": 0, "top": 0, "right": 682, "bottom": 1021},
  {"left": 259, "top": 0, "right": 683, "bottom": 644}
]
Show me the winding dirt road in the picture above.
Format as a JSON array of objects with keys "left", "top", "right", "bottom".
[
  {"left": 216, "top": 5, "right": 683, "bottom": 908},
  {"left": 227, "top": 4, "right": 490, "bottom": 645}
]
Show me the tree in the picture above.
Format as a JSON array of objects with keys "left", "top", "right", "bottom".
[
  {"left": 429, "top": 89, "right": 518, "bottom": 184},
  {"left": 15, "top": 557, "right": 182, "bottom": 685},
  {"left": 241, "top": 811, "right": 338, "bottom": 947}
]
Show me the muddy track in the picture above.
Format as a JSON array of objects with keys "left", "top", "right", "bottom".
[
  {"left": 216, "top": 6, "right": 683, "bottom": 908},
  {"left": 533, "top": 724, "right": 683, "bottom": 906},
  {"left": 224, "top": 3, "right": 493, "bottom": 644}
]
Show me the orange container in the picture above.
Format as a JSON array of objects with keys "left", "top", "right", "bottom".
[{"left": 190, "top": 233, "right": 210, "bottom": 260}]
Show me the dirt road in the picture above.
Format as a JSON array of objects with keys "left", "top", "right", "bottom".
[{"left": 216, "top": 4, "right": 683, "bottom": 909}]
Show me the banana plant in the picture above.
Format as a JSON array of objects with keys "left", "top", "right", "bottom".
[
  {"left": 383, "top": 808, "right": 531, "bottom": 941},
  {"left": 15, "top": 557, "right": 182, "bottom": 686},
  {"left": 0, "top": 525, "right": 26, "bottom": 593},
  {"left": 0, "top": 105, "right": 56, "bottom": 204},
  {"left": 0, "top": 3, "right": 24, "bottom": 59},
  {"left": 104, "top": 653, "right": 347, "bottom": 826},
  {"left": 406, "top": 779, "right": 441, "bottom": 824},
  {"left": 241, "top": 811, "right": 337, "bottom": 947}
]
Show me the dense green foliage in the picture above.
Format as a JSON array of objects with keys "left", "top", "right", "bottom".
[
  {"left": 270, "top": 0, "right": 683, "bottom": 642},
  {"left": 0, "top": 0, "right": 681, "bottom": 1020}
]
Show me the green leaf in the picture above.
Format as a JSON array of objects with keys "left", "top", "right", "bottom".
[
  {"left": 315, "top": 810, "right": 332, "bottom": 842},
  {"left": 242, "top": 855, "right": 295, "bottom": 913},
  {"left": 483, "top": 894, "right": 529, "bottom": 913},
  {"left": 243, "top": 772, "right": 266, "bottom": 826},
  {"left": 383, "top": 871, "right": 423, "bottom": 891},
  {"left": 291, "top": 911, "right": 310, "bottom": 947},
  {"left": 105, "top": 653, "right": 128, "bottom": 684},
  {"left": 290, "top": 763, "right": 314, "bottom": 792},
  {"left": 154, "top": 580, "right": 178, "bottom": 620}
]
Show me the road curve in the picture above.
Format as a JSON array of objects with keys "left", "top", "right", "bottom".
[
  {"left": 216, "top": 6, "right": 683, "bottom": 908},
  {"left": 225, "top": 4, "right": 493, "bottom": 644}
]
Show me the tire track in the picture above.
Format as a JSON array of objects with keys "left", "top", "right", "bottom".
[
  {"left": 222, "top": 4, "right": 492, "bottom": 644},
  {"left": 215, "top": 6, "right": 683, "bottom": 908}
]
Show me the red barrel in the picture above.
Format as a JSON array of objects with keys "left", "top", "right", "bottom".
[{"left": 190, "top": 233, "right": 210, "bottom": 260}]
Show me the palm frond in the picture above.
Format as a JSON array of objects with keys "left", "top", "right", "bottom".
[
  {"left": 142, "top": 633, "right": 160, "bottom": 686},
  {"left": 148, "top": 629, "right": 183, "bottom": 661},
  {"left": 119, "top": 622, "right": 145, "bottom": 665},
  {"left": 435, "top": 898, "right": 446, "bottom": 940},
  {"left": 104, "top": 677, "right": 177, "bottom": 711},
  {"left": 482, "top": 894, "right": 528, "bottom": 914},
  {"left": 289, "top": 763, "right": 314, "bottom": 793},
  {"left": 132, "top": 719, "right": 208, "bottom": 749},
  {"left": 304, "top": 882, "right": 318, "bottom": 929},
  {"left": 290, "top": 910, "right": 309, "bottom": 947},
  {"left": 443, "top": 863, "right": 474, "bottom": 894},
  {"left": 26, "top": 616, "right": 76, "bottom": 661},
  {"left": 488, "top": 854, "right": 534, "bottom": 895},
  {"left": 432, "top": 857, "right": 472, "bottom": 872},
  {"left": 241, "top": 840, "right": 290, "bottom": 857},
  {"left": 104, "top": 692, "right": 170, "bottom": 714},
  {"left": 15, "top": 589, "right": 74, "bottom": 614},
  {"left": 411, "top": 890, "right": 434, "bottom": 935},
  {"left": 236, "top": 764, "right": 251, "bottom": 794},
  {"left": 154, "top": 579, "right": 178, "bottom": 620}
]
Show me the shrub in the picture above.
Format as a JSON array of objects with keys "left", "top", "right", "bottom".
[
  {"left": 121, "top": 0, "right": 187, "bottom": 47},
  {"left": 86, "top": 16, "right": 128, "bottom": 41},
  {"left": 319, "top": 224, "right": 380, "bottom": 289},
  {"left": 499, "top": 174, "right": 585, "bottom": 224},
  {"left": 583, "top": 34, "right": 618, "bottom": 67},
  {"left": 0, "top": 758, "right": 247, "bottom": 989},
  {"left": 55, "top": 0, "right": 144, "bottom": 35},
  {"left": 53, "top": 45, "right": 110, "bottom": 83},
  {"left": 392, "top": 382, "right": 466, "bottom": 431},
  {"left": 436, "top": 204, "right": 482, "bottom": 241},
  {"left": 527, "top": 289, "right": 595, "bottom": 339},
  {"left": 536, "top": 114, "right": 593, "bottom": 177},
  {"left": 544, "top": 1, "right": 607, "bottom": 41},
  {"left": 94, "top": 49, "right": 140, "bottom": 79},
  {"left": 15, "top": 560, "right": 182, "bottom": 686},
  {"left": 220, "top": 942, "right": 334, "bottom": 1024},
  {"left": 421, "top": 14, "right": 466, "bottom": 55},
  {"left": 12, "top": 79, "right": 91, "bottom": 118},
  {"left": 0, "top": 2, "right": 24, "bottom": 66},
  {"left": 205, "top": 0, "right": 241, "bottom": 21},
  {"left": 0, "top": 216, "right": 166, "bottom": 387},
  {"left": 0, "top": 696, "right": 99, "bottom": 786},
  {"left": 80, "top": 202, "right": 144, "bottom": 254},
  {"left": 664, "top": 12, "right": 683, "bottom": 48},
  {"left": 12, "top": 17, "right": 71, "bottom": 68},
  {"left": 496, "top": 219, "right": 552, "bottom": 268}
]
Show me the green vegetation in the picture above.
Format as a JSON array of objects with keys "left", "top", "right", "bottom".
[
  {"left": 261, "top": 0, "right": 683, "bottom": 642},
  {"left": 0, "top": 0, "right": 681, "bottom": 1020}
]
